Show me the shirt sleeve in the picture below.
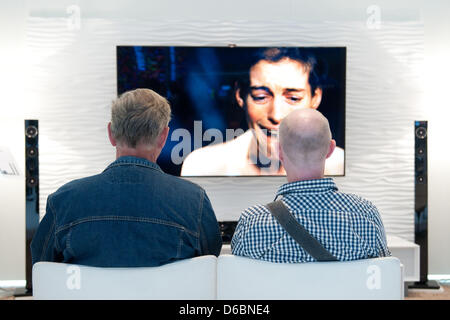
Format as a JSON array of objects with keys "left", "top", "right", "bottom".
[
  {"left": 198, "top": 190, "right": 223, "bottom": 257},
  {"left": 368, "top": 202, "right": 391, "bottom": 257},
  {"left": 30, "top": 198, "right": 60, "bottom": 265},
  {"left": 230, "top": 209, "right": 249, "bottom": 256},
  {"left": 374, "top": 215, "right": 391, "bottom": 257}
]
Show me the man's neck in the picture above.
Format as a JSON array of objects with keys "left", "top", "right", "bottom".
[
  {"left": 116, "top": 146, "right": 159, "bottom": 163},
  {"left": 285, "top": 167, "right": 325, "bottom": 183},
  {"left": 286, "top": 174, "right": 324, "bottom": 183},
  {"left": 282, "top": 155, "right": 326, "bottom": 182}
]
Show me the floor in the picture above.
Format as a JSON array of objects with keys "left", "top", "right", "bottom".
[{"left": 405, "top": 282, "right": 450, "bottom": 300}]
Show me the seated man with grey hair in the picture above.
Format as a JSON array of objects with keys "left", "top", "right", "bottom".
[
  {"left": 231, "top": 108, "right": 390, "bottom": 262},
  {"left": 31, "top": 88, "right": 222, "bottom": 267}
]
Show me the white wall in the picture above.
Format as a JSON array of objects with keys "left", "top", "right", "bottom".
[
  {"left": 0, "top": 0, "right": 29, "bottom": 281},
  {"left": 0, "top": 0, "right": 449, "bottom": 278},
  {"left": 422, "top": 2, "right": 450, "bottom": 277}
]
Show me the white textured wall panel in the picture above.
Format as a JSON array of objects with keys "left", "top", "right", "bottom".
[{"left": 24, "top": 18, "right": 424, "bottom": 242}]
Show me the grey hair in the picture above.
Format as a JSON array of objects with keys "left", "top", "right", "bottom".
[
  {"left": 279, "top": 109, "right": 331, "bottom": 164},
  {"left": 110, "top": 88, "right": 171, "bottom": 148}
]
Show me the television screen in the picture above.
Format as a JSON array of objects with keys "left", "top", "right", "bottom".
[{"left": 117, "top": 46, "right": 346, "bottom": 177}]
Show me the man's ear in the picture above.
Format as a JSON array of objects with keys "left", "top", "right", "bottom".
[
  {"left": 311, "top": 87, "right": 323, "bottom": 109},
  {"left": 235, "top": 88, "right": 245, "bottom": 109},
  {"left": 107, "top": 122, "right": 117, "bottom": 147},
  {"left": 157, "top": 126, "right": 170, "bottom": 149},
  {"left": 326, "top": 139, "right": 336, "bottom": 159}
]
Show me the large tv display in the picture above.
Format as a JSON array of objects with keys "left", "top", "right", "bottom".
[{"left": 117, "top": 46, "right": 346, "bottom": 177}]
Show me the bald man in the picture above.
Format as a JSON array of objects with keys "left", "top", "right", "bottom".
[{"left": 231, "top": 109, "right": 390, "bottom": 262}]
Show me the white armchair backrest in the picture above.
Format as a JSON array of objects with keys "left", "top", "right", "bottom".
[
  {"left": 217, "top": 255, "right": 403, "bottom": 300},
  {"left": 32, "top": 255, "right": 403, "bottom": 300},
  {"left": 32, "top": 255, "right": 217, "bottom": 300}
]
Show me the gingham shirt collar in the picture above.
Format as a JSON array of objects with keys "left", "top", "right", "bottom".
[{"left": 275, "top": 177, "right": 338, "bottom": 199}]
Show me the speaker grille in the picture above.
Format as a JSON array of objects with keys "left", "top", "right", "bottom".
[
  {"left": 25, "top": 119, "right": 40, "bottom": 292},
  {"left": 414, "top": 120, "right": 428, "bottom": 282}
]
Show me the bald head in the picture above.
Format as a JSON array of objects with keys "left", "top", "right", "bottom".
[{"left": 279, "top": 109, "right": 333, "bottom": 170}]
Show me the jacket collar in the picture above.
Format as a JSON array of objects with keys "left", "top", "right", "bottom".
[{"left": 103, "top": 156, "right": 163, "bottom": 173}]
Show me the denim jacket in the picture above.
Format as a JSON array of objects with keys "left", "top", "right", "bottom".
[{"left": 31, "top": 156, "right": 222, "bottom": 267}]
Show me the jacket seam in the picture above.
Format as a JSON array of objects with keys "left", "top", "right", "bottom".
[
  {"left": 48, "top": 198, "right": 62, "bottom": 252},
  {"left": 54, "top": 231, "right": 62, "bottom": 252},
  {"left": 48, "top": 197, "right": 57, "bottom": 225},
  {"left": 39, "top": 218, "right": 56, "bottom": 261},
  {"left": 66, "top": 228, "right": 76, "bottom": 257},
  {"left": 198, "top": 190, "right": 204, "bottom": 228},
  {"left": 55, "top": 216, "right": 199, "bottom": 238},
  {"left": 177, "top": 233, "right": 183, "bottom": 258},
  {"left": 197, "top": 190, "right": 205, "bottom": 253}
]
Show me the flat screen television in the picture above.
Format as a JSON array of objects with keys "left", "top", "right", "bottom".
[{"left": 117, "top": 46, "right": 346, "bottom": 177}]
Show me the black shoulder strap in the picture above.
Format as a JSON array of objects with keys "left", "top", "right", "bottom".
[{"left": 266, "top": 200, "right": 337, "bottom": 262}]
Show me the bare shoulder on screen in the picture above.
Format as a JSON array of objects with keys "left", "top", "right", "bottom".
[
  {"left": 325, "top": 146, "right": 345, "bottom": 176},
  {"left": 181, "top": 130, "right": 254, "bottom": 176},
  {"left": 181, "top": 130, "right": 345, "bottom": 176}
]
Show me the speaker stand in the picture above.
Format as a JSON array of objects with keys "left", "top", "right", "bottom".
[
  {"left": 13, "top": 287, "right": 33, "bottom": 297},
  {"left": 408, "top": 280, "right": 440, "bottom": 290}
]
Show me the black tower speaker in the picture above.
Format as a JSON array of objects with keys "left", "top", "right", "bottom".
[
  {"left": 15, "top": 120, "right": 41, "bottom": 296},
  {"left": 409, "top": 121, "right": 439, "bottom": 289},
  {"left": 219, "top": 221, "right": 238, "bottom": 244}
]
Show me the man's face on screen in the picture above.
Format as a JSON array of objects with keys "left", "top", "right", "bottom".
[{"left": 237, "top": 58, "right": 322, "bottom": 159}]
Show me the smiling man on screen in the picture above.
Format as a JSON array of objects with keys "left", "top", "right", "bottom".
[{"left": 181, "top": 47, "right": 344, "bottom": 176}]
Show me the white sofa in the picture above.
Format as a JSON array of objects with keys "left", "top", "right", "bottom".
[
  {"left": 32, "top": 255, "right": 217, "bottom": 300},
  {"left": 32, "top": 255, "right": 403, "bottom": 300},
  {"left": 217, "top": 255, "right": 403, "bottom": 300}
]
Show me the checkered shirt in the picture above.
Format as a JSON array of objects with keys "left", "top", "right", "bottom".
[{"left": 231, "top": 178, "right": 391, "bottom": 263}]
